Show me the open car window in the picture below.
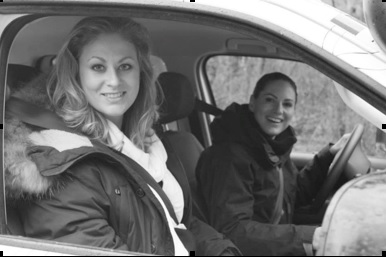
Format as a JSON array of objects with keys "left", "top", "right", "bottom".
[{"left": 205, "top": 56, "right": 386, "bottom": 160}]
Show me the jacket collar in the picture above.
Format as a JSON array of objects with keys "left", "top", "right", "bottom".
[
  {"left": 211, "top": 103, "right": 297, "bottom": 168},
  {"left": 8, "top": 126, "right": 181, "bottom": 225}
]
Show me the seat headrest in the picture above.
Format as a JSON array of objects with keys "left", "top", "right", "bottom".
[
  {"left": 35, "top": 55, "right": 56, "bottom": 74},
  {"left": 158, "top": 72, "right": 195, "bottom": 124}
]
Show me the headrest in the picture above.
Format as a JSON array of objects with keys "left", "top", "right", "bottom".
[
  {"left": 151, "top": 55, "right": 167, "bottom": 79},
  {"left": 35, "top": 55, "right": 56, "bottom": 74},
  {"left": 158, "top": 72, "right": 195, "bottom": 124}
]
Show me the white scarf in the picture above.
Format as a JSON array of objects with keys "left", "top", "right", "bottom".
[
  {"left": 107, "top": 122, "right": 165, "bottom": 183},
  {"left": 106, "top": 120, "right": 188, "bottom": 255}
]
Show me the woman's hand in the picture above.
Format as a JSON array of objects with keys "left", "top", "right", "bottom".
[{"left": 329, "top": 134, "right": 351, "bottom": 155}]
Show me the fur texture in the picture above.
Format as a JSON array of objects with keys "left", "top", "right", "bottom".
[{"left": 5, "top": 74, "right": 66, "bottom": 199}]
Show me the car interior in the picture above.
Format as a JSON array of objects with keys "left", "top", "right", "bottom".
[{"left": 3, "top": 9, "right": 386, "bottom": 249}]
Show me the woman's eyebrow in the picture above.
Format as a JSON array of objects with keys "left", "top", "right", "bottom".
[
  {"left": 262, "top": 93, "right": 278, "bottom": 98},
  {"left": 263, "top": 93, "right": 295, "bottom": 102},
  {"left": 87, "top": 56, "right": 135, "bottom": 63},
  {"left": 88, "top": 56, "right": 106, "bottom": 62},
  {"left": 118, "top": 56, "right": 135, "bottom": 62}
]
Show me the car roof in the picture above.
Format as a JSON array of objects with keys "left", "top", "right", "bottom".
[{"left": 3, "top": 0, "right": 386, "bottom": 82}]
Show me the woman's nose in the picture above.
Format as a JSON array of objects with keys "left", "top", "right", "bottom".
[
  {"left": 274, "top": 102, "right": 284, "bottom": 114},
  {"left": 107, "top": 68, "right": 120, "bottom": 87}
]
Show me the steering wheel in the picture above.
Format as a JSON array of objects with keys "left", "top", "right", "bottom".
[{"left": 310, "top": 124, "right": 364, "bottom": 211}]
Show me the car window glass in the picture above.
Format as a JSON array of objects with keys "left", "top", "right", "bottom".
[{"left": 205, "top": 56, "right": 386, "bottom": 159}]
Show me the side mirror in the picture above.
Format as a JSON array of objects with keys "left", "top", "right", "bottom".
[
  {"left": 316, "top": 171, "right": 386, "bottom": 255},
  {"left": 363, "top": 0, "right": 386, "bottom": 53}
]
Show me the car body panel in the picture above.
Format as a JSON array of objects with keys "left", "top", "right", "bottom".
[{"left": 0, "top": 235, "right": 145, "bottom": 256}]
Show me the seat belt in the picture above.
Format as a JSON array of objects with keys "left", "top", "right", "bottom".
[
  {"left": 195, "top": 98, "right": 223, "bottom": 116},
  {"left": 270, "top": 166, "right": 284, "bottom": 224}
]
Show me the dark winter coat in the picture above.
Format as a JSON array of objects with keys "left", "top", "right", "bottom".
[
  {"left": 196, "top": 103, "right": 334, "bottom": 256},
  {"left": 4, "top": 75, "right": 239, "bottom": 256}
]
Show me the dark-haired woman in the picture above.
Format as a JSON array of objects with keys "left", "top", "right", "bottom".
[{"left": 196, "top": 72, "right": 348, "bottom": 256}]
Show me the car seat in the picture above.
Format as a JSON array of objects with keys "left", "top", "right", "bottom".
[
  {"left": 156, "top": 71, "right": 209, "bottom": 221},
  {"left": 35, "top": 55, "right": 56, "bottom": 74}
]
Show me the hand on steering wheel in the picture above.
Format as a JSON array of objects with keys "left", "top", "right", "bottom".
[{"left": 329, "top": 133, "right": 351, "bottom": 156}]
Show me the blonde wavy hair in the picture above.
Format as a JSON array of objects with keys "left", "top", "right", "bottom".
[{"left": 47, "top": 17, "right": 159, "bottom": 150}]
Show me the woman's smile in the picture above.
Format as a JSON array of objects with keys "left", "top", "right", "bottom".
[
  {"left": 101, "top": 91, "right": 126, "bottom": 100},
  {"left": 266, "top": 116, "right": 283, "bottom": 123}
]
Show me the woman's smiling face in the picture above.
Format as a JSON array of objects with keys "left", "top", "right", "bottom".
[
  {"left": 249, "top": 80, "right": 296, "bottom": 138},
  {"left": 78, "top": 33, "right": 140, "bottom": 128}
]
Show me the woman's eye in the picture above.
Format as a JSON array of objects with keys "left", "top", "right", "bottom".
[
  {"left": 265, "top": 97, "right": 274, "bottom": 103},
  {"left": 119, "top": 64, "right": 132, "bottom": 70},
  {"left": 284, "top": 102, "right": 294, "bottom": 108},
  {"left": 92, "top": 64, "right": 105, "bottom": 72}
]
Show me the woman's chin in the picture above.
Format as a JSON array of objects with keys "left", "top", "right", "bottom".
[{"left": 263, "top": 127, "right": 284, "bottom": 138}]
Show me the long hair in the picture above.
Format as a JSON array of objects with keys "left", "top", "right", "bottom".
[
  {"left": 47, "top": 17, "right": 159, "bottom": 150},
  {"left": 252, "top": 72, "right": 298, "bottom": 103}
]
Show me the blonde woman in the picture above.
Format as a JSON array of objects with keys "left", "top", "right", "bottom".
[{"left": 5, "top": 17, "right": 239, "bottom": 256}]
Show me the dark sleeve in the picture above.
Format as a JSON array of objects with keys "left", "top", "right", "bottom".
[
  {"left": 196, "top": 145, "right": 316, "bottom": 256},
  {"left": 189, "top": 216, "right": 242, "bottom": 256},
  {"left": 21, "top": 163, "right": 129, "bottom": 251},
  {"left": 295, "top": 144, "right": 334, "bottom": 206}
]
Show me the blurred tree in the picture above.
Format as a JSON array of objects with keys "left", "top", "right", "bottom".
[{"left": 322, "top": 0, "right": 364, "bottom": 21}]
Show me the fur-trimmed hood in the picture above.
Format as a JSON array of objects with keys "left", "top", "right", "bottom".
[{"left": 4, "top": 75, "right": 96, "bottom": 200}]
